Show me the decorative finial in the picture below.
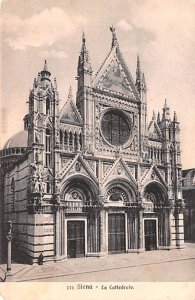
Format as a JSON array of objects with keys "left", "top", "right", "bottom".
[
  {"left": 152, "top": 110, "right": 156, "bottom": 120},
  {"left": 43, "top": 59, "right": 48, "bottom": 72},
  {"left": 135, "top": 54, "right": 142, "bottom": 95},
  {"left": 137, "top": 54, "right": 140, "bottom": 69},
  {"left": 164, "top": 99, "right": 168, "bottom": 108},
  {"left": 157, "top": 112, "right": 160, "bottom": 123},
  {"left": 68, "top": 86, "right": 73, "bottom": 100},
  {"left": 110, "top": 25, "right": 118, "bottom": 48},
  {"left": 82, "top": 32, "right": 86, "bottom": 44},
  {"left": 173, "top": 111, "right": 177, "bottom": 122},
  {"left": 54, "top": 77, "right": 57, "bottom": 89},
  {"left": 142, "top": 73, "right": 146, "bottom": 90}
]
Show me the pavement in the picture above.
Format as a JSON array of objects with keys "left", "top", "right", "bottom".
[{"left": 0, "top": 243, "right": 195, "bottom": 282}]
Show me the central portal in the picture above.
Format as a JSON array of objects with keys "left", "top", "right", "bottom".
[
  {"left": 67, "top": 221, "right": 85, "bottom": 258},
  {"left": 108, "top": 213, "right": 125, "bottom": 253},
  {"left": 144, "top": 219, "right": 157, "bottom": 251}
]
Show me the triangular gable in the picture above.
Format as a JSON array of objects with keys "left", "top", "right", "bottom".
[
  {"left": 103, "top": 157, "right": 137, "bottom": 187},
  {"left": 141, "top": 164, "right": 167, "bottom": 188},
  {"left": 60, "top": 99, "right": 82, "bottom": 125},
  {"left": 92, "top": 46, "right": 140, "bottom": 100},
  {"left": 60, "top": 154, "right": 98, "bottom": 185},
  {"left": 148, "top": 119, "right": 162, "bottom": 140}
]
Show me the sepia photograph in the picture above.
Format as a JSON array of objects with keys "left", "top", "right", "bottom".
[{"left": 0, "top": 0, "right": 195, "bottom": 299}]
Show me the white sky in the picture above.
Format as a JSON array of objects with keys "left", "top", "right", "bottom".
[{"left": 1, "top": 0, "right": 195, "bottom": 169}]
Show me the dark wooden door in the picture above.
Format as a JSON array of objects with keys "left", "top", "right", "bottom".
[
  {"left": 144, "top": 219, "right": 157, "bottom": 251},
  {"left": 108, "top": 214, "right": 125, "bottom": 253},
  {"left": 67, "top": 221, "right": 85, "bottom": 258}
]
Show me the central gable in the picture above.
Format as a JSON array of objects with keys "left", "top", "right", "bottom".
[
  {"left": 98, "top": 56, "right": 132, "bottom": 94},
  {"left": 92, "top": 46, "right": 140, "bottom": 101}
]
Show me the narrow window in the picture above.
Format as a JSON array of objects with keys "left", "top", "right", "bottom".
[
  {"left": 46, "top": 97, "right": 50, "bottom": 115},
  {"left": 45, "top": 128, "right": 51, "bottom": 166}
]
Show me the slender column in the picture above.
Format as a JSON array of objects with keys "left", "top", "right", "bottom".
[
  {"left": 62, "top": 131, "right": 64, "bottom": 151},
  {"left": 138, "top": 209, "right": 144, "bottom": 251},
  {"left": 95, "top": 211, "right": 98, "bottom": 252},
  {"left": 77, "top": 133, "right": 81, "bottom": 151},
  {"left": 67, "top": 132, "right": 70, "bottom": 151},
  {"left": 72, "top": 134, "right": 75, "bottom": 151},
  {"left": 54, "top": 208, "right": 60, "bottom": 261},
  {"left": 6, "top": 221, "right": 13, "bottom": 276},
  {"left": 99, "top": 210, "right": 107, "bottom": 255}
]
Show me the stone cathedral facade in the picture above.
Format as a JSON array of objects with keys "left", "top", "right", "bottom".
[{"left": 0, "top": 28, "right": 185, "bottom": 264}]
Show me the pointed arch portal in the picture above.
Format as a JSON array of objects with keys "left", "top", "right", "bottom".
[{"left": 143, "top": 181, "right": 170, "bottom": 250}]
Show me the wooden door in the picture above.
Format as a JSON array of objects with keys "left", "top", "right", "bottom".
[
  {"left": 67, "top": 221, "right": 85, "bottom": 258},
  {"left": 108, "top": 214, "right": 125, "bottom": 253},
  {"left": 144, "top": 219, "right": 157, "bottom": 251}
]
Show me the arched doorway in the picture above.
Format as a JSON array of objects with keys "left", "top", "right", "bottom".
[
  {"left": 63, "top": 176, "right": 99, "bottom": 258},
  {"left": 105, "top": 180, "right": 138, "bottom": 253},
  {"left": 143, "top": 181, "right": 169, "bottom": 251}
]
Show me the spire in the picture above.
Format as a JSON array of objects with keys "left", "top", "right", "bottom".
[
  {"left": 142, "top": 73, "right": 147, "bottom": 90},
  {"left": 110, "top": 25, "right": 118, "bottom": 48},
  {"left": 135, "top": 54, "right": 142, "bottom": 94},
  {"left": 173, "top": 111, "right": 178, "bottom": 123},
  {"left": 152, "top": 110, "right": 156, "bottom": 120},
  {"left": 77, "top": 32, "right": 92, "bottom": 76},
  {"left": 157, "top": 112, "right": 161, "bottom": 123},
  {"left": 43, "top": 59, "right": 48, "bottom": 72},
  {"left": 54, "top": 77, "right": 57, "bottom": 89},
  {"left": 164, "top": 99, "right": 168, "bottom": 109},
  {"left": 41, "top": 59, "right": 51, "bottom": 80},
  {"left": 68, "top": 86, "right": 73, "bottom": 101},
  {"left": 162, "top": 99, "right": 170, "bottom": 120}
]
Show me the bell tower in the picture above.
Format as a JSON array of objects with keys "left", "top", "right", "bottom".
[{"left": 24, "top": 60, "right": 61, "bottom": 210}]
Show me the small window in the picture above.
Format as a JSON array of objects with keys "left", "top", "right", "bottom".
[
  {"left": 45, "top": 128, "right": 51, "bottom": 166},
  {"left": 46, "top": 97, "right": 50, "bottom": 115}
]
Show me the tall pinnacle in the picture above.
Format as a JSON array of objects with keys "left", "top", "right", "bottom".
[
  {"left": 41, "top": 59, "right": 51, "bottom": 79},
  {"left": 164, "top": 99, "right": 168, "bottom": 109},
  {"left": 173, "top": 111, "right": 178, "bottom": 123},
  {"left": 157, "top": 112, "right": 161, "bottom": 123},
  {"left": 78, "top": 32, "right": 92, "bottom": 75},
  {"left": 43, "top": 59, "right": 48, "bottom": 72},
  {"left": 162, "top": 99, "right": 170, "bottom": 120},
  {"left": 68, "top": 86, "right": 73, "bottom": 101},
  {"left": 110, "top": 25, "right": 118, "bottom": 48},
  {"left": 136, "top": 54, "right": 142, "bottom": 94},
  {"left": 142, "top": 73, "right": 146, "bottom": 90}
]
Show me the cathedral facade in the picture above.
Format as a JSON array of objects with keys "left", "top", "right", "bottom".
[{"left": 0, "top": 28, "right": 185, "bottom": 264}]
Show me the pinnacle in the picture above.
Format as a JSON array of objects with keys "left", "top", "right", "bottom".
[
  {"left": 173, "top": 111, "right": 177, "bottom": 122},
  {"left": 137, "top": 54, "right": 140, "bottom": 68},
  {"left": 68, "top": 86, "right": 73, "bottom": 100},
  {"left": 164, "top": 99, "right": 168, "bottom": 109},
  {"left": 43, "top": 59, "right": 48, "bottom": 72},
  {"left": 136, "top": 54, "right": 141, "bottom": 77},
  {"left": 82, "top": 32, "right": 86, "bottom": 44},
  {"left": 157, "top": 112, "right": 160, "bottom": 123}
]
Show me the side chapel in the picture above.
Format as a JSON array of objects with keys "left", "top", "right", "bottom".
[{"left": 0, "top": 27, "right": 185, "bottom": 263}]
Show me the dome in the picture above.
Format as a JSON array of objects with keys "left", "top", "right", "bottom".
[{"left": 3, "top": 130, "right": 28, "bottom": 149}]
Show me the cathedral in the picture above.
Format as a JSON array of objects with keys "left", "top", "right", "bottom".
[{"left": 0, "top": 27, "right": 185, "bottom": 264}]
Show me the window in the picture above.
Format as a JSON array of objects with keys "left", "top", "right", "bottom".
[
  {"left": 46, "top": 175, "right": 52, "bottom": 194},
  {"left": 101, "top": 110, "right": 130, "bottom": 146},
  {"left": 46, "top": 97, "right": 50, "bottom": 115},
  {"left": 45, "top": 128, "right": 51, "bottom": 166}
]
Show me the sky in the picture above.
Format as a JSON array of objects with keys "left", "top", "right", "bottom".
[{"left": 0, "top": 0, "right": 195, "bottom": 168}]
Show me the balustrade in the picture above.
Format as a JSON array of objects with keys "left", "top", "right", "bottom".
[
  {"left": 60, "top": 130, "right": 82, "bottom": 153},
  {"left": 147, "top": 146, "right": 162, "bottom": 164}
]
